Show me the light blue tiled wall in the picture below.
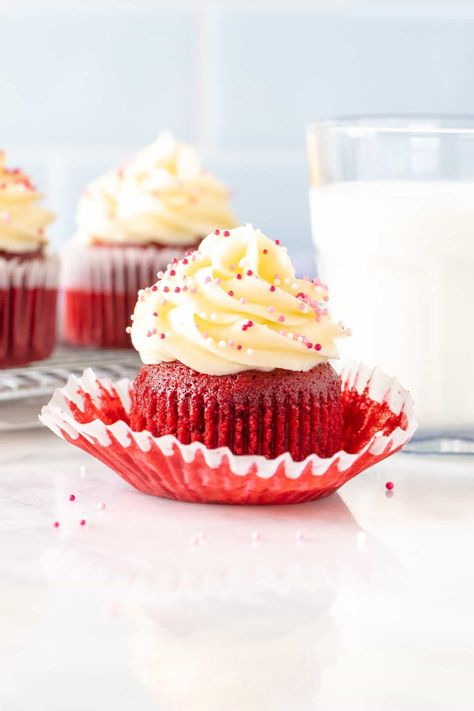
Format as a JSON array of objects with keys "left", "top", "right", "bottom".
[{"left": 1, "top": 0, "right": 474, "bottom": 270}]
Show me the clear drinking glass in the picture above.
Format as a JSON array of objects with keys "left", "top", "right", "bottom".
[{"left": 307, "top": 116, "right": 474, "bottom": 452}]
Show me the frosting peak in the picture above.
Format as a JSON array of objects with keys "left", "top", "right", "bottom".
[
  {"left": 131, "top": 224, "right": 348, "bottom": 375},
  {"left": 0, "top": 151, "right": 55, "bottom": 253},
  {"left": 75, "top": 133, "right": 237, "bottom": 247}
]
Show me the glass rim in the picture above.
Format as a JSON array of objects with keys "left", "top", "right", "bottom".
[{"left": 307, "top": 114, "right": 474, "bottom": 137}]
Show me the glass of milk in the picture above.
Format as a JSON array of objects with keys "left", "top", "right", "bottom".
[{"left": 307, "top": 117, "right": 474, "bottom": 450}]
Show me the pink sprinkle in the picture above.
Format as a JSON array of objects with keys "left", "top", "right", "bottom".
[
  {"left": 267, "top": 306, "right": 274, "bottom": 313},
  {"left": 299, "top": 303, "right": 306, "bottom": 311},
  {"left": 215, "top": 229, "right": 220, "bottom": 235},
  {"left": 214, "top": 278, "right": 221, "bottom": 284},
  {"left": 159, "top": 332, "right": 166, "bottom": 339},
  {"left": 263, "top": 249, "right": 268, "bottom": 254},
  {"left": 236, "top": 274, "right": 242, "bottom": 280},
  {"left": 223, "top": 230, "right": 230, "bottom": 237},
  {"left": 169, "top": 269, "right": 176, "bottom": 276},
  {"left": 152, "top": 312, "right": 158, "bottom": 317},
  {"left": 53, "top": 521, "right": 60, "bottom": 528},
  {"left": 296, "top": 292, "right": 306, "bottom": 299},
  {"left": 174, "top": 286, "right": 181, "bottom": 293},
  {"left": 239, "top": 297, "right": 246, "bottom": 304},
  {"left": 228, "top": 290, "right": 234, "bottom": 297},
  {"left": 163, "top": 286, "right": 170, "bottom": 293},
  {"left": 306, "top": 342, "right": 313, "bottom": 349},
  {"left": 79, "top": 519, "right": 86, "bottom": 526},
  {"left": 146, "top": 330, "right": 152, "bottom": 337},
  {"left": 278, "top": 315, "right": 285, "bottom": 323},
  {"left": 315, "top": 343, "right": 322, "bottom": 351},
  {"left": 1, "top": 210, "right": 11, "bottom": 223},
  {"left": 246, "top": 269, "right": 253, "bottom": 276},
  {"left": 151, "top": 328, "right": 157, "bottom": 335},
  {"left": 237, "top": 344, "right": 242, "bottom": 350},
  {"left": 228, "top": 339, "right": 235, "bottom": 347},
  {"left": 69, "top": 494, "right": 76, "bottom": 502},
  {"left": 182, "top": 258, "right": 188, "bottom": 265},
  {"left": 247, "top": 320, "right": 253, "bottom": 327},
  {"left": 190, "top": 287, "right": 197, "bottom": 294},
  {"left": 230, "top": 263, "right": 236, "bottom": 269},
  {"left": 151, "top": 285, "right": 158, "bottom": 292},
  {"left": 274, "top": 239, "right": 281, "bottom": 246},
  {"left": 205, "top": 276, "right": 212, "bottom": 284},
  {"left": 386, "top": 481, "right": 394, "bottom": 491},
  {"left": 242, "top": 325, "right": 247, "bottom": 331},
  {"left": 182, "top": 285, "right": 188, "bottom": 291},
  {"left": 269, "top": 285, "right": 276, "bottom": 292}
]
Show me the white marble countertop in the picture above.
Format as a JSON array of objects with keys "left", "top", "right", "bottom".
[{"left": 0, "top": 428, "right": 473, "bottom": 711}]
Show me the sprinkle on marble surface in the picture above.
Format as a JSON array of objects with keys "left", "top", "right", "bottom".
[
  {"left": 79, "top": 519, "right": 87, "bottom": 526},
  {"left": 386, "top": 481, "right": 394, "bottom": 491},
  {"left": 69, "top": 494, "right": 76, "bottom": 502},
  {"left": 79, "top": 465, "right": 86, "bottom": 478},
  {"left": 251, "top": 530, "right": 261, "bottom": 542}
]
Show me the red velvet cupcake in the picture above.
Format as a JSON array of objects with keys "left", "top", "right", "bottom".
[
  {"left": 129, "top": 224, "right": 349, "bottom": 462},
  {"left": 62, "top": 133, "right": 237, "bottom": 349},
  {"left": 0, "top": 152, "right": 58, "bottom": 367}
]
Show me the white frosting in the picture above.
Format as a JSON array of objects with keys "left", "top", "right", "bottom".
[
  {"left": 0, "top": 151, "right": 54, "bottom": 253},
  {"left": 131, "top": 224, "right": 348, "bottom": 375},
  {"left": 75, "top": 133, "right": 237, "bottom": 247}
]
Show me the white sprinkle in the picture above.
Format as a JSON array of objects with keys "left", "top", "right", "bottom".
[
  {"left": 297, "top": 335, "right": 304, "bottom": 343},
  {"left": 199, "top": 311, "right": 207, "bottom": 319},
  {"left": 239, "top": 297, "right": 246, "bottom": 304},
  {"left": 295, "top": 530, "right": 304, "bottom": 542},
  {"left": 206, "top": 337, "right": 213, "bottom": 344},
  {"left": 210, "top": 313, "right": 218, "bottom": 321},
  {"left": 79, "top": 465, "right": 86, "bottom": 478},
  {"left": 291, "top": 283, "right": 298, "bottom": 290},
  {"left": 247, "top": 348, "right": 254, "bottom": 355},
  {"left": 251, "top": 531, "right": 261, "bottom": 542},
  {"left": 125, "top": 326, "right": 132, "bottom": 334},
  {"left": 267, "top": 306, "right": 275, "bottom": 313},
  {"left": 287, "top": 332, "right": 293, "bottom": 339},
  {"left": 274, "top": 278, "right": 281, "bottom": 285},
  {"left": 218, "top": 340, "right": 226, "bottom": 348},
  {"left": 283, "top": 277, "right": 290, "bottom": 285},
  {"left": 97, "top": 502, "right": 106, "bottom": 511}
]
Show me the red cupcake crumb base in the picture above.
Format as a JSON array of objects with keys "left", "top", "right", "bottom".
[
  {"left": 0, "top": 286, "right": 57, "bottom": 367},
  {"left": 130, "top": 362, "right": 343, "bottom": 461}
]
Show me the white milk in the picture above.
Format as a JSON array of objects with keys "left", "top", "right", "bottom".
[{"left": 309, "top": 181, "right": 474, "bottom": 430}]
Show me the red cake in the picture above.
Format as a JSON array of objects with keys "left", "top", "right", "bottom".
[
  {"left": 0, "top": 153, "right": 58, "bottom": 367},
  {"left": 130, "top": 361, "right": 342, "bottom": 460},
  {"left": 62, "top": 133, "right": 237, "bottom": 349},
  {"left": 128, "top": 225, "right": 350, "bottom": 466}
]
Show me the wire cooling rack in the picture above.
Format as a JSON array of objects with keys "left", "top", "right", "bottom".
[{"left": 0, "top": 347, "right": 140, "bottom": 431}]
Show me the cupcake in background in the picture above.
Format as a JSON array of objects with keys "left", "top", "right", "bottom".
[
  {"left": 62, "top": 133, "right": 237, "bottom": 349},
  {"left": 0, "top": 151, "right": 58, "bottom": 367}
]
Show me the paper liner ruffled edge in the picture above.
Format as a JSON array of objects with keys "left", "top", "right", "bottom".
[{"left": 39, "top": 362, "right": 417, "bottom": 500}]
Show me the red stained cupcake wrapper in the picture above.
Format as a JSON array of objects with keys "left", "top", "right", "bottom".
[
  {"left": 40, "top": 362, "right": 416, "bottom": 505},
  {"left": 0, "top": 254, "right": 59, "bottom": 367},
  {"left": 62, "top": 243, "right": 192, "bottom": 348}
]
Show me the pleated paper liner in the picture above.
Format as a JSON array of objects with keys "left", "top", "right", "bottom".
[
  {"left": 61, "top": 243, "right": 192, "bottom": 348},
  {"left": 40, "top": 361, "right": 416, "bottom": 505},
  {"left": 0, "top": 254, "right": 59, "bottom": 367}
]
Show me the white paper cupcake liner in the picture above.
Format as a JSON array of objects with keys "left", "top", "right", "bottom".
[{"left": 40, "top": 361, "right": 416, "bottom": 505}]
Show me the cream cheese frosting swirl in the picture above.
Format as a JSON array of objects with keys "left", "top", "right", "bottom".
[
  {"left": 0, "top": 151, "right": 55, "bottom": 253},
  {"left": 76, "top": 133, "right": 237, "bottom": 247},
  {"left": 131, "top": 224, "right": 348, "bottom": 375}
]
